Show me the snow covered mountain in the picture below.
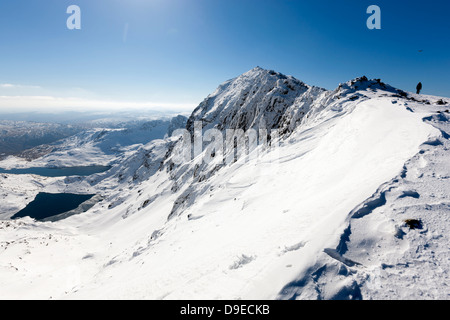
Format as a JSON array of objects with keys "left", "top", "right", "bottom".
[
  {"left": 0, "top": 116, "right": 187, "bottom": 169},
  {"left": 0, "top": 67, "right": 448, "bottom": 300},
  {"left": 0, "top": 121, "right": 83, "bottom": 159},
  {"left": 187, "top": 67, "right": 326, "bottom": 133}
]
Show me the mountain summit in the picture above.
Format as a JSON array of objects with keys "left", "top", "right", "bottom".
[{"left": 187, "top": 67, "right": 326, "bottom": 134}]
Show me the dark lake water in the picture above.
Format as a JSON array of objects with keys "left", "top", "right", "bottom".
[
  {"left": 12, "top": 193, "right": 96, "bottom": 221},
  {"left": 0, "top": 166, "right": 111, "bottom": 177}
]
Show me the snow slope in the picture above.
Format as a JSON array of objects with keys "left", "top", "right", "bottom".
[
  {"left": 278, "top": 109, "right": 450, "bottom": 300},
  {"left": 0, "top": 68, "right": 448, "bottom": 299}
]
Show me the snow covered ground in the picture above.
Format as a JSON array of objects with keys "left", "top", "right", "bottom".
[{"left": 0, "top": 68, "right": 448, "bottom": 299}]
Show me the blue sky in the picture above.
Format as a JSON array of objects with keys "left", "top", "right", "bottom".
[{"left": 0, "top": 0, "right": 449, "bottom": 112}]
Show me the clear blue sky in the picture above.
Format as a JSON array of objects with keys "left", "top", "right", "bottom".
[{"left": 0, "top": 0, "right": 449, "bottom": 112}]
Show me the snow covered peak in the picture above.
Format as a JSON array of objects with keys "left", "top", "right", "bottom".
[
  {"left": 240, "top": 66, "right": 293, "bottom": 80},
  {"left": 249, "top": 65, "right": 264, "bottom": 72},
  {"left": 186, "top": 67, "right": 325, "bottom": 133}
]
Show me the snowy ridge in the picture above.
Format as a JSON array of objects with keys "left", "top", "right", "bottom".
[{"left": 0, "top": 67, "right": 449, "bottom": 299}]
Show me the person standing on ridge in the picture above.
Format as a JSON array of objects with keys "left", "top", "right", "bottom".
[{"left": 416, "top": 82, "right": 422, "bottom": 94}]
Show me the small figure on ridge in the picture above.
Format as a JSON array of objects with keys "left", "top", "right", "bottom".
[{"left": 416, "top": 82, "right": 422, "bottom": 94}]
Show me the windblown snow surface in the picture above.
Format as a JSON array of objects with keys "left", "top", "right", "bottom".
[{"left": 0, "top": 67, "right": 449, "bottom": 299}]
